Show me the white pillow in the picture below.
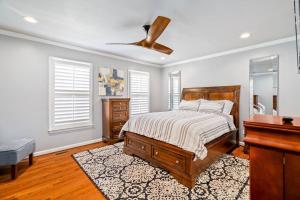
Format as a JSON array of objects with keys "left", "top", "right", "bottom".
[
  {"left": 178, "top": 99, "right": 201, "bottom": 111},
  {"left": 220, "top": 100, "right": 234, "bottom": 115},
  {"left": 200, "top": 99, "right": 234, "bottom": 114},
  {"left": 198, "top": 100, "right": 225, "bottom": 113}
]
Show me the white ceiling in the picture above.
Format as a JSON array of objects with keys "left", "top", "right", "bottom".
[{"left": 0, "top": 0, "right": 295, "bottom": 65}]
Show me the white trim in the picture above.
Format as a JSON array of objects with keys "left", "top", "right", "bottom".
[
  {"left": 33, "top": 138, "right": 242, "bottom": 156},
  {"left": 48, "top": 124, "right": 95, "bottom": 134},
  {"left": 34, "top": 138, "right": 102, "bottom": 156},
  {"left": 163, "top": 36, "right": 296, "bottom": 67},
  {"left": 0, "top": 29, "right": 160, "bottom": 68}
]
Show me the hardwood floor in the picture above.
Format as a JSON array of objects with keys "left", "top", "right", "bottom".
[
  {"left": 0, "top": 142, "right": 107, "bottom": 200},
  {"left": 232, "top": 146, "right": 249, "bottom": 160},
  {"left": 0, "top": 142, "right": 248, "bottom": 200}
]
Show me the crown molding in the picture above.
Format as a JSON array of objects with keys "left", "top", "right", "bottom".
[
  {"left": 0, "top": 28, "right": 295, "bottom": 69},
  {"left": 0, "top": 28, "right": 161, "bottom": 68},
  {"left": 163, "top": 36, "right": 296, "bottom": 67}
]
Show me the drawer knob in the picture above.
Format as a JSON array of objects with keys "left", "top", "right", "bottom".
[
  {"left": 155, "top": 151, "right": 159, "bottom": 155},
  {"left": 175, "top": 160, "right": 179, "bottom": 164},
  {"left": 141, "top": 146, "right": 145, "bottom": 150}
]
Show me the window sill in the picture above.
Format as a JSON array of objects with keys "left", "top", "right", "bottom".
[{"left": 48, "top": 124, "right": 95, "bottom": 134}]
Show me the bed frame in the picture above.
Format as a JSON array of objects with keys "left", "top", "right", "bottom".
[{"left": 123, "top": 85, "right": 240, "bottom": 188}]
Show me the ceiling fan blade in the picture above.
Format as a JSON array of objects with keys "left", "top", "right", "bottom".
[
  {"left": 151, "top": 43, "right": 173, "bottom": 55},
  {"left": 106, "top": 42, "right": 138, "bottom": 45},
  {"left": 146, "top": 16, "right": 170, "bottom": 44}
]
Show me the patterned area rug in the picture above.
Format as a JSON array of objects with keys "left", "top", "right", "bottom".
[{"left": 73, "top": 142, "right": 249, "bottom": 200}]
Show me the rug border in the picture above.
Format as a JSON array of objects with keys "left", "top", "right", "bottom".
[{"left": 72, "top": 151, "right": 111, "bottom": 200}]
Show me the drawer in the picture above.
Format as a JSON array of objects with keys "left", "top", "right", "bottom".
[
  {"left": 112, "top": 121, "right": 126, "bottom": 132},
  {"left": 126, "top": 137, "right": 151, "bottom": 156},
  {"left": 112, "top": 101, "right": 128, "bottom": 111},
  {"left": 112, "top": 127, "right": 121, "bottom": 138},
  {"left": 111, "top": 132, "right": 120, "bottom": 139},
  {"left": 112, "top": 111, "right": 128, "bottom": 121},
  {"left": 152, "top": 146, "right": 186, "bottom": 172}
]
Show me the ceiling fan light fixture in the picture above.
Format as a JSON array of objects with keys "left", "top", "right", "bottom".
[
  {"left": 160, "top": 56, "right": 166, "bottom": 60},
  {"left": 24, "top": 16, "right": 38, "bottom": 24},
  {"left": 240, "top": 32, "right": 251, "bottom": 39}
]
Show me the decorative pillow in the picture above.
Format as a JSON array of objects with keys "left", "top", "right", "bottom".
[
  {"left": 210, "top": 100, "right": 234, "bottom": 114},
  {"left": 198, "top": 100, "right": 225, "bottom": 113},
  {"left": 178, "top": 99, "right": 201, "bottom": 111},
  {"left": 220, "top": 100, "right": 234, "bottom": 115}
]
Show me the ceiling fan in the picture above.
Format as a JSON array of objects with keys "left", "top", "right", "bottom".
[{"left": 107, "top": 16, "right": 173, "bottom": 55}]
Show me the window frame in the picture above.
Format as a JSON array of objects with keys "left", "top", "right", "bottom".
[
  {"left": 48, "top": 57, "right": 94, "bottom": 133},
  {"left": 128, "top": 70, "right": 150, "bottom": 116},
  {"left": 168, "top": 71, "right": 181, "bottom": 110}
]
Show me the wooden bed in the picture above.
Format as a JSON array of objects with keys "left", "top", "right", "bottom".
[{"left": 123, "top": 85, "right": 240, "bottom": 188}]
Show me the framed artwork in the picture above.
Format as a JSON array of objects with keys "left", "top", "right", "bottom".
[{"left": 98, "top": 67, "right": 125, "bottom": 96}]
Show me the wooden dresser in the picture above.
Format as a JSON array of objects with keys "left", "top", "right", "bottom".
[
  {"left": 102, "top": 98, "right": 130, "bottom": 143},
  {"left": 244, "top": 115, "right": 300, "bottom": 200}
]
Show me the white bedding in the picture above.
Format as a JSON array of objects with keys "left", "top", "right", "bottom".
[{"left": 120, "top": 110, "right": 236, "bottom": 160}]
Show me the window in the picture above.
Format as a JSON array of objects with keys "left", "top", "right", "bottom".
[
  {"left": 128, "top": 70, "right": 150, "bottom": 115},
  {"left": 168, "top": 71, "right": 181, "bottom": 110},
  {"left": 49, "top": 57, "right": 93, "bottom": 132}
]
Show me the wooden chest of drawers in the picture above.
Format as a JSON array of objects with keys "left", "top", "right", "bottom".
[{"left": 102, "top": 98, "right": 130, "bottom": 143}]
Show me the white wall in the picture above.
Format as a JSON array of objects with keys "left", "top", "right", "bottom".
[
  {"left": 1, "top": 34, "right": 299, "bottom": 150},
  {"left": 0, "top": 34, "right": 161, "bottom": 152},
  {"left": 161, "top": 41, "right": 300, "bottom": 138}
]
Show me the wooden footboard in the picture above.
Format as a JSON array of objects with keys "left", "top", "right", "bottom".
[{"left": 123, "top": 130, "right": 238, "bottom": 188}]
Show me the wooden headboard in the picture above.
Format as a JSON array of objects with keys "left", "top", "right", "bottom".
[{"left": 181, "top": 85, "right": 241, "bottom": 128}]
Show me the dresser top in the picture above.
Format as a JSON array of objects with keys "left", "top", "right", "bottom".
[
  {"left": 101, "top": 98, "right": 130, "bottom": 102},
  {"left": 244, "top": 115, "right": 300, "bottom": 153},
  {"left": 244, "top": 115, "right": 300, "bottom": 132}
]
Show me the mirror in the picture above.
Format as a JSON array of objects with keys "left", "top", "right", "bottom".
[{"left": 249, "top": 55, "right": 279, "bottom": 117}]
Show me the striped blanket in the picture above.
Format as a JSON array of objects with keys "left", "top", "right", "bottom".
[{"left": 120, "top": 110, "right": 236, "bottom": 160}]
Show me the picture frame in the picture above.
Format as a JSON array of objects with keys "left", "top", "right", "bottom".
[{"left": 98, "top": 67, "right": 125, "bottom": 96}]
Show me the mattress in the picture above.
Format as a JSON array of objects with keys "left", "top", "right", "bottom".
[{"left": 120, "top": 110, "right": 236, "bottom": 160}]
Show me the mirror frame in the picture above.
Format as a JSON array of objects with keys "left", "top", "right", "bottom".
[{"left": 294, "top": 0, "right": 300, "bottom": 73}]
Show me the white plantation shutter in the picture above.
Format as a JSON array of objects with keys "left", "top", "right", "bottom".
[
  {"left": 49, "top": 57, "right": 93, "bottom": 132},
  {"left": 128, "top": 70, "right": 150, "bottom": 115},
  {"left": 168, "top": 71, "right": 181, "bottom": 110}
]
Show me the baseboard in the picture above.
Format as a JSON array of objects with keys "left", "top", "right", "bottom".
[
  {"left": 34, "top": 138, "right": 243, "bottom": 156},
  {"left": 34, "top": 138, "right": 102, "bottom": 156}
]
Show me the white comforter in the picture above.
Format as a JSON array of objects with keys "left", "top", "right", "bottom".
[{"left": 120, "top": 110, "right": 236, "bottom": 160}]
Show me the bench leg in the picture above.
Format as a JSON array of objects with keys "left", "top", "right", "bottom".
[
  {"left": 29, "top": 153, "right": 33, "bottom": 166},
  {"left": 11, "top": 165, "right": 17, "bottom": 179}
]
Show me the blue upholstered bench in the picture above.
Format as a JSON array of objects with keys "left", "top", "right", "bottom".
[{"left": 0, "top": 138, "right": 35, "bottom": 179}]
